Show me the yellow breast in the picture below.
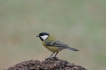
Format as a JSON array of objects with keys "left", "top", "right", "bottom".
[{"left": 42, "top": 41, "right": 59, "bottom": 52}]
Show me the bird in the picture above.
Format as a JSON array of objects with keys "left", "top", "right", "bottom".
[{"left": 36, "top": 32, "right": 79, "bottom": 58}]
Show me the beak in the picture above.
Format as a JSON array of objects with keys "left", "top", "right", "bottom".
[{"left": 36, "top": 36, "right": 39, "bottom": 37}]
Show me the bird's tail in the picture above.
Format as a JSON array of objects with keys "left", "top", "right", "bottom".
[{"left": 66, "top": 47, "right": 79, "bottom": 51}]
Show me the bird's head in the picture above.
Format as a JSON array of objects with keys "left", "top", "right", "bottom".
[{"left": 36, "top": 32, "right": 49, "bottom": 41}]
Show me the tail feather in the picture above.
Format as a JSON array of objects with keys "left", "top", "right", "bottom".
[{"left": 66, "top": 47, "right": 79, "bottom": 51}]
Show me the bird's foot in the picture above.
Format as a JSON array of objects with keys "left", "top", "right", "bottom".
[
  {"left": 51, "top": 57, "right": 59, "bottom": 60},
  {"left": 45, "top": 57, "right": 59, "bottom": 60}
]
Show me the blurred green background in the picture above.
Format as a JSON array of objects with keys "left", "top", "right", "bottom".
[{"left": 0, "top": 0, "right": 106, "bottom": 70}]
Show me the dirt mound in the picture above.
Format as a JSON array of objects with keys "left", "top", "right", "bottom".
[{"left": 6, "top": 57, "right": 87, "bottom": 70}]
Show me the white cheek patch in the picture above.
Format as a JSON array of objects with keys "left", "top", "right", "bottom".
[{"left": 40, "top": 35, "right": 48, "bottom": 40}]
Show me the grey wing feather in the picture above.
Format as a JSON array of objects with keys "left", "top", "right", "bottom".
[
  {"left": 48, "top": 40, "right": 69, "bottom": 49},
  {"left": 47, "top": 40, "right": 79, "bottom": 51}
]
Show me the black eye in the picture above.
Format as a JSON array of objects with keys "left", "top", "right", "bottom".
[{"left": 39, "top": 33, "right": 43, "bottom": 36}]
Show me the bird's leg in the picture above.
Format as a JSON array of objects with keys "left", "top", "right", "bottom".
[
  {"left": 49, "top": 52, "right": 55, "bottom": 58},
  {"left": 46, "top": 52, "right": 55, "bottom": 60},
  {"left": 53, "top": 52, "right": 59, "bottom": 60},
  {"left": 54, "top": 52, "right": 59, "bottom": 57}
]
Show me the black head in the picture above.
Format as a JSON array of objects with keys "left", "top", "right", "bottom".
[{"left": 36, "top": 32, "right": 50, "bottom": 41}]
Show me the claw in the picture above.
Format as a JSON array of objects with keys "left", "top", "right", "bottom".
[{"left": 52, "top": 57, "right": 59, "bottom": 60}]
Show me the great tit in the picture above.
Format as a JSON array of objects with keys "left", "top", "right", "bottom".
[{"left": 36, "top": 32, "right": 79, "bottom": 58}]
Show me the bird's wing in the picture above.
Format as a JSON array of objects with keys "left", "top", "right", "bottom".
[
  {"left": 46, "top": 40, "right": 68, "bottom": 49},
  {"left": 46, "top": 40, "right": 79, "bottom": 51}
]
